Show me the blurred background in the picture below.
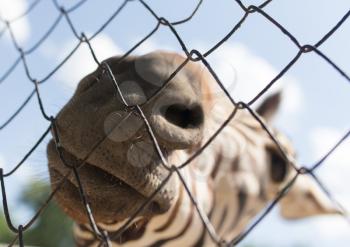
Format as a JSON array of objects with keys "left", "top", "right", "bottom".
[{"left": 0, "top": 0, "right": 349, "bottom": 246}]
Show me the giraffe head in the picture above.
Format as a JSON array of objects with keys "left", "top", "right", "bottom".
[
  {"left": 47, "top": 50, "right": 338, "bottom": 227},
  {"left": 47, "top": 51, "right": 212, "bottom": 223}
]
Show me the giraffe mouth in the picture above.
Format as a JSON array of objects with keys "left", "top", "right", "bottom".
[{"left": 47, "top": 139, "right": 172, "bottom": 223}]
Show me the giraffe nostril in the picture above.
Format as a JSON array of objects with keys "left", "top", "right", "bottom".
[
  {"left": 162, "top": 103, "right": 204, "bottom": 129},
  {"left": 151, "top": 101, "right": 205, "bottom": 149}
]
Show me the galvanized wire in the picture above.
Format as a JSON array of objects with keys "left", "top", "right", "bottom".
[{"left": 0, "top": 0, "right": 349, "bottom": 246}]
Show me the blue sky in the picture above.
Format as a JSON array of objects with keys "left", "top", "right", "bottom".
[{"left": 0, "top": 0, "right": 349, "bottom": 246}]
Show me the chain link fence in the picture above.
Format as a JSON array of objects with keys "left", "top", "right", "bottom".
[{"left": 0, "top": 0, "right": 349, "bottom": 246}]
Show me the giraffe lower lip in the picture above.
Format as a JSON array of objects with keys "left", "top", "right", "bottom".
[
  {"left": 47, "top": 139, "right": 172, "bottom": 222},
  {"left": 54, "top": 146, "right": 146, "bottom": 198}
]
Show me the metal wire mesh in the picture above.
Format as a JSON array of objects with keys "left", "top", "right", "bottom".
[{"left": 0, "top": 0, "right": 349, "bottom": 246}]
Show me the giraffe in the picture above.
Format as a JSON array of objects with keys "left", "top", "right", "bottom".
[{"left": 47, "top": 51, "right": 338, "bottom": 246}]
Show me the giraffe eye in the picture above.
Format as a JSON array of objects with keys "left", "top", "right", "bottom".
[{"left": 268, "top": 147, "right": 288, "bottom": 183}]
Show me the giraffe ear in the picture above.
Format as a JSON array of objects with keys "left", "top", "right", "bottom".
[
  {"left": 279, "top": 174, "right": 340, "bottom": 219},
  {"left": 256, "top": 92, "right": 281, "bottom": 123}
]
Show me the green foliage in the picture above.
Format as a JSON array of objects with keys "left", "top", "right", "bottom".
[{"left": 0, "top": 181, "right": 74, "bottom": 247}]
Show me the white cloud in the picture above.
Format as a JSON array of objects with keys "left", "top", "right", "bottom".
[
  {"left": 130, "top": 39, "right": 176, "bottom": 55},
  {"left": 208, "top": 43, "right": 303, "bottom": 112},
  {"left": 312, "top": 216, "right": 350, "bottom": 240},
  {"left": 56, "top": 34, "right": 122, "bottom": 90},
  {"left": 211, "top": 44, "right": 281, "bottom": 100},
  {"left": 309, "top": 127, "right": 350, "bottom": 204},
  {"left": 310, "top": 127, "right": 349, "bottom": 160},
  {"left": 0, "top": 0, "right": 31, "bottom": 43},
  {"left": 281, "top": 79, "right": 303, "bottom": 114}
]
